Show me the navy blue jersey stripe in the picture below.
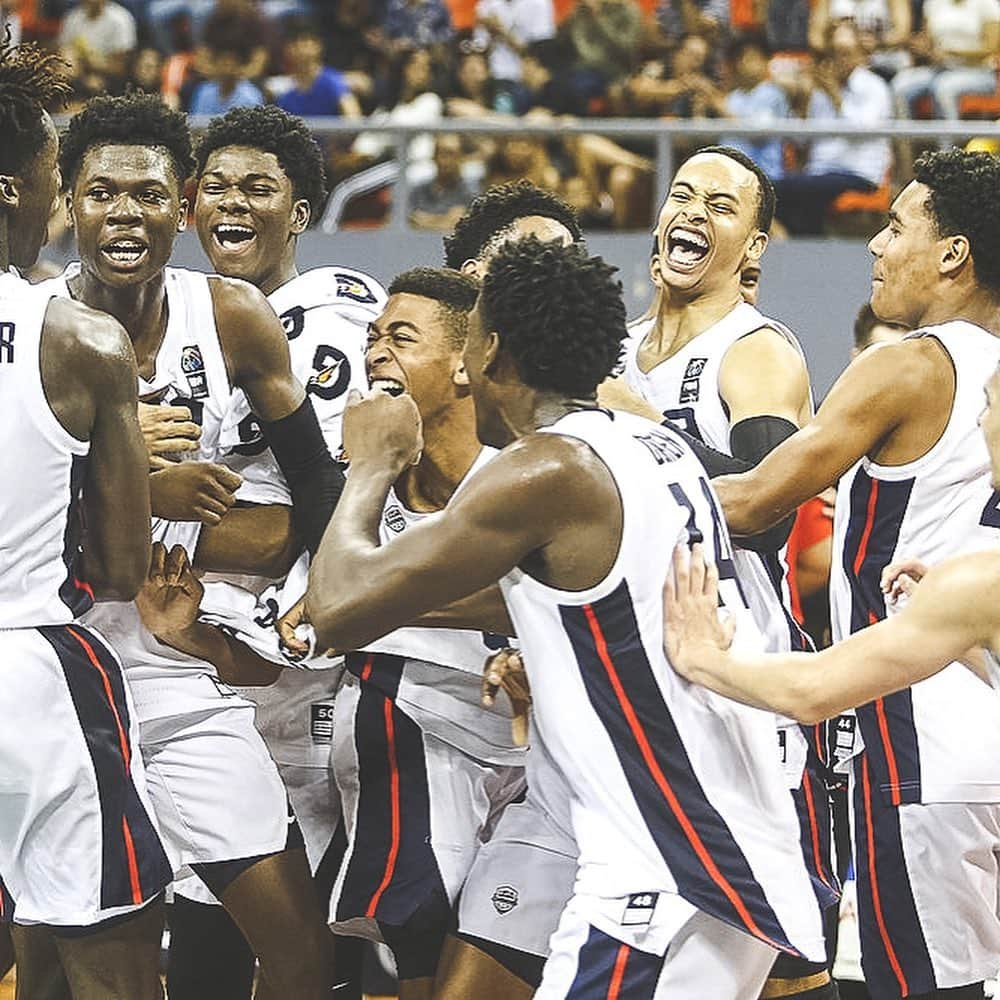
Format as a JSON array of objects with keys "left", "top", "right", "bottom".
[
  {"left": 38, "top": 625, "right": 170, "bottom": 909},
  {"left": 0, "top": 875, "right": 14, "bottom": 923},
  {"left": 790, "top": 761, "right": 840, "bottom": 913},
  {"left": 345, "top": 651, "right": 405, "bottom": 702},
  {"left": 561, "top": 579, "right": 800, "bottom": 955},
  {"left": 842, "top": 468, "right": 921, "bottom": 804},
  {"left": 566, "top": 926, "right": 662, "bottom": 999},
  {"left": 852, "top": 757, "right": 936, "bottom": 998},
  {"left": 57, "top": 454, "right": 93, "bottom": 617},
  {"left": 759, "top": 549, "right": 811, "bottom": 652},
  {"left": 335, "top": 680, "right": 446, "bottom": 928}
]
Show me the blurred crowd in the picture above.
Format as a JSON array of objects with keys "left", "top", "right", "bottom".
[{"left": 7, "top": 0, "right": 999, "bottom": 233}]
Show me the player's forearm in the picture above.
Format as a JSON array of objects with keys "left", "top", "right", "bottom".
[
  {"left": 307, "top": 460, "right": 397, "bottom": 650},
  {"left": 153, "top": 620, "right": 281, "bottom": 687},
  {"left": 415, "top": 585, "right": 515, "bottom": 636},
  {"left": 195, "top": 505, "right": 299, "bottom": 577}
]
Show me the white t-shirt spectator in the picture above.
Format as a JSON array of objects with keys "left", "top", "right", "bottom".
[
  {"left": 59, "top": 1, "right": 137, "bottom": 57},
  {"left": 924, "top": 0, "right": 1000, "bottom": 62},
  {"left": 827, "top": 0, "right": 891, "bottom": 34},
  {"left": 807, "top": 65, "right": 892, "bottom": 185},
  {"left": 476, "top": 0, "right": 556, "bottom": 81}
]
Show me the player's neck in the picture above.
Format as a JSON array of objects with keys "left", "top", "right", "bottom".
[
  {"left": 915, "top": 285, "right": 1000, "bottom": 336},
  {"left": 648, "top": 283, "right": 743, "bottom": 358},
  {"left": 395, "top": 410, "right": 482, "bottom": 512},
  {"left": 70, "top": 266, "right": 168, "bottom": 368},
  {"left": 259, "top": 256, "right": 299, "bottom": 297}
]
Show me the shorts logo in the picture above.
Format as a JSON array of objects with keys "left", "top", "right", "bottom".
[
  {"left": 778, "top": 728, "right": 787, "bottom": 765},
  {"left": 180, "top": 345, "right": 209, "bottom": 399},
  {"left": 336, "top": 273, "right": 377, "bottom": 304},
  {"left": 622, "top": 892, "right": 658, "bottom": 927},
  {"left": 311, "top": 703, "right": 335, "bottom": 744},
  {"left": 679, "top": 357, "right": 707, "bottom": 404},
  {"left": 491, "top": 885, "right": 519, "bottom": 915},
  {"left": 384, "top": 506, "right": 407, "bottom": 533}
]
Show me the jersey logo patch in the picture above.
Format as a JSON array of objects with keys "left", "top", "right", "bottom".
[
  {"left": 621, "top": 892, "right": 658, "bottom": 926},
  {"left": 491, "top": 885, "right": 518, "bottom": 914},
  {"left": 679, "top": 357, "right": 707, "bottom": 404},
  {"left": 384, "top": 506, "right": 406, "bottom": 533},
  {"left": 310, "top": 703, "right": 335, "bottom": 744},
  {"left": 335, "top": 273, "right": 377, "bottom": 304},
  {"left": 633, "top": 428, "right": 685, "bottom": 465},
  {"left": 684, "top": 358, "right": 707, "bottom": 379},
  {"left": 180, "top": 345, "right": 209, "bottom": 399},
  {"left": 307, "top": 346, "right": 351, "bottom": 401}
]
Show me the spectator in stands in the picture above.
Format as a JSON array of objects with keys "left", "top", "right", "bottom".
[
  {"left": 772, "top": 21, "right": 892, "bottom": 233},
  {"left": 561, "top": 0, "right": 643, "bottom": 100},
  {"left": 625, "top": 33, "right": 718, "bottom": 117},
  {"left": 561, "top": 173, "right": 615, "bottom": 227},
  {"left": 276, "top": 19, "right": 362, "bottom": 118},
  {"left": 807, "top": 0, "right": 911, "bottom": 72},
  {"left": 658, "top": 0, "right": 731, "bottom": 45},
  {"left": 891, "top": 0, "right": 1000, "bottom": 118},
  {"left": 124, "top": 45, "right": 165, "bottom": 96},
  {"left": 484, "top": 135, "right": 561, "bottom": 190},
  {"left": 474, "top": 0, "right": 557, "bottom": 86},
  {"left": 59, "top": 0, "right": 137, "bottom": 94},
  {"left": 383, "top": 0, "right": 454, "bottom": 49},
  {"left": 447, "top": 44, "right": 500, "bottom": 115},
  {"left": 503, "top": 37, "right": 590, "bottom": 113},
  {"left": 188, "top": 37, "right": 265, "bottom": 114},
  {"left": 409, "top": 133, "right": 480, "bottom": 229},
  {"left": 320, "top": 0, "right": 383, "bottom": 110},
  {"left": 200, "top": 0, "right": 271, "bottom": 81}
]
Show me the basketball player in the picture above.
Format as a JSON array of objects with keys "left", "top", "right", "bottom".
[
  {"left": 46, "top": 93, "right": 341, "bottom": 998},
  {"left": 143, "top": 103, "right": 385, "bottom": 1000},
  {"left": 0, "top": 42, "right": 170, "bottom": 999},
  {"left": 621, "top": 145, "right": 838, "bottom": 999},
  {"left": 665, "top": 364, "right": 1000, "bottom": 718},
  {"left": 306, "top": 237, "right": 826, "bottom": 998},
  {"left": 702, "top": 149, "right": 1000, "bottom": 1000}
]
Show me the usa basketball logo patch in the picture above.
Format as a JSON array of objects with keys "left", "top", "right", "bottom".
[{"left": 491, "top": 885, "right": 519, "bottom": 914}]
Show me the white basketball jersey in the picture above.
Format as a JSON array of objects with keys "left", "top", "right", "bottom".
[
  {"left": 0, "top": 271, "right": 92, "bottom": 627},
  {"left": 499, "top": 409, "right": 824, "bottom": 960},
  {"left": 830, "top": 321, "right": 1000, "bottom": 804},
  {"left": 354, "top": 448, "right": 525, "bottom": 766},
  {"left": 33, "top": 265, "right": 244, "bottom": 718},
  {"left": 218, "top": 266, "right": 385, "bottom": 505},
  {"left": 623, "top": 304, "right": 810, "bottom": 657}
]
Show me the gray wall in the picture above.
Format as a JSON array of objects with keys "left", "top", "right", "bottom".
[{"left": 47, "top": 231, "right": 876, "bottom": 399}]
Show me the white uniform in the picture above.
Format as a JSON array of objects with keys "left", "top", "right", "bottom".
[
  {"left": 0, "top": 271, "right": 170, "bottom": 926},
  {"left": 623, "top": 306, "right": 840, "bottom": 913},
  {"left": 37, "top": 265, "right": 292, "bottom": 877},
  {"left": 830, "top": 322, "right": 1000, "bottom": 998},
  {"left": 500, "top": 410, "right": 824, "bottom": 999},
  {"left": 329, "top": 450, "right": 527, "bottom": 941},
  {"left": 174, "top": 266, "right": 385, "bottom": 904}
]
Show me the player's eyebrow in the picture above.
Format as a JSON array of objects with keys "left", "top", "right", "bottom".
[
  {"left": 670, "top": 181, "right": 739, "bottom": 204},
  {"left": 202, "top": 168, "right": 280, "bottom": 184},
  {"left": 887, "top": 209, "right": 902, "bottom": 227}
]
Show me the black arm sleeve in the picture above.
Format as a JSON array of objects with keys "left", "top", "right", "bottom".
[
  {"left": 676, "top": 415, "right": 799, "bottom": 554},
  {"left": 259, "top": 398, "right": 345, "bottom": 556}
]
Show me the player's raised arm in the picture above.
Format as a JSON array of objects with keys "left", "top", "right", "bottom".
[
  {"left": 211, "top": 276, "right": 344, "bottom": 554},
  {"left": 49, "top": 302, "right": 151, "bottom": 599},
  {"left": 665, "top": 544, "right": 1000, "bottom": 721},
  {"left": 714, "top": 336, "right": 937, "bottom": 536}
]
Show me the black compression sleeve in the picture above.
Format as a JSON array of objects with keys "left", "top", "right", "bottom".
[
  {"left": 259, "top": 398, "right": 345, "bottom": 556},
  {"left": 674, "top": 429, "right": 752, "bottom": 478},
  {"left": 729, "top": 415, "right": 798, "bottom": 466}
]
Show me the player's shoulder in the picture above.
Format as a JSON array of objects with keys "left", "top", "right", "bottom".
[
  {"left": 278, "top": 266, "right": 387, "bottom": 312},
  {"left": 44, "top": 297, "right": 136, "bottom": 388}
]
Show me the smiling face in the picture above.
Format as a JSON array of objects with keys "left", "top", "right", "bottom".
[
  {"left": 653, "top": 152, "right": 766, "bottom": 298},
  {"left": 980, "top": 366, "right": 1000, "bottom": 489},
  {"left": 867, "top": 181, "right": 947, "bottom": 328},
  {"left": 8, "top": 113, "right": 61, "bottom": 270},
  {"left": 366, "top": 293, "right": 468, "bottom": 424},
  {"left": 195, "top": 145, "right": 307, "bottom": 292},
  {"left": 68, "top": 143, "right": 186, "bottom": 288}
]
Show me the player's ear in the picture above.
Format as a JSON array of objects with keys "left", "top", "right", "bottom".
[
  {"left": 940, "top": 233, "right": 971, "bottom": 277},
  {"left": 650, "top": 250, "right": 664, "bottom": 289},
  {"left": 176, "top": 197, "right": 188, "bottom": 233},
  {"left": 460, "top": 259, "right": 481, "bottom": 277},
  {"left": 482, "top": 329, "right": 501, "bottom": 375},
  {"left": 744, "top": 228, "right": 768, "bottom": 264},
  {"left": 0, "top": 175, "right": 18, "bottom": 211},
  {"left": 452, "top": 357, "right": 470, "bottom": 388},
  {"left": 291, "top": 198, "right": 310, "bottom": 235}
]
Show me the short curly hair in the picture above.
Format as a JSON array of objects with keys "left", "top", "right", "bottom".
[
  {"left": 914, "top": 149, "right": 1000, "bottom": 294},
  {"left": 443, "top": 180, "right": 582, "bottom": 269},
  {"left": 195, "top": 105, "right": 327, "bottom": 216},
  {"left": 0, "top": 40, "right": 70, "bottom": 175},
  {"left": 60, "top": 93, "right": 194, "bottom": 190},
  {"left": 389, "top": 267, "right": 479, "bottom": 348},
  {"left": 479, "top": 237, "right": 626, "bottom": 396}
]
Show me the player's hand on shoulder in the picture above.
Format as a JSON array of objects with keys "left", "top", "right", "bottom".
[
  {"left": 138, "top": 402, "right": 201, "bottom": 471},
  {"left": 663, "top": 542, "right": 736, "bottom": 682},
  {"left": 149, "top": 461, "right": 243, "bottom": 526},
  {"left": 341, "top": 387, "right": 423, "bottom": 473},
  {"left": 136, "top": 542, "right": 204, "bottom": 639},
  {"left": 482, "top": 647, "right": 531, "bottom": 747},
  {"left": 880, "top": 556, "right": 929, "bottom": 606}
]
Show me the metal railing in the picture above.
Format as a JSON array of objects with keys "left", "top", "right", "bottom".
[{"left": 183, "top": 115, "right": 1000, "bottom": 231}]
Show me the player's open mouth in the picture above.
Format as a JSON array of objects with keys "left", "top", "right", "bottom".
[
  {"left": 212, "top": 223, "right": 257, "bottom": 254},
  {"left": 370, "top": 377, "right": 406, "bottom": 397},
  {"left": 667, "top": 227, "right": 710, "bottom": 269},
  {"left": 101, "top": 238, "right": 148, "bottom": 268}
]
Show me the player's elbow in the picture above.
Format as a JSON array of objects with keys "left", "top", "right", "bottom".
[
  {"left": 86, "top": 541, "right": 151, "bottom": 602},
  {"left": 307, "top": 593, "right": 370, "bottom": 653},
  {"left": 784, "top": 672, "right": 836, "bottom": 725}
]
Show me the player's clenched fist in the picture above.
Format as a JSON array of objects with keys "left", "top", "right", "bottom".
[
  {"left": 341, "top": 387, "right": 423, "bottom": 472},
  {"left": 149, "top": 461, "right": 243, "bottom": 526}
]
